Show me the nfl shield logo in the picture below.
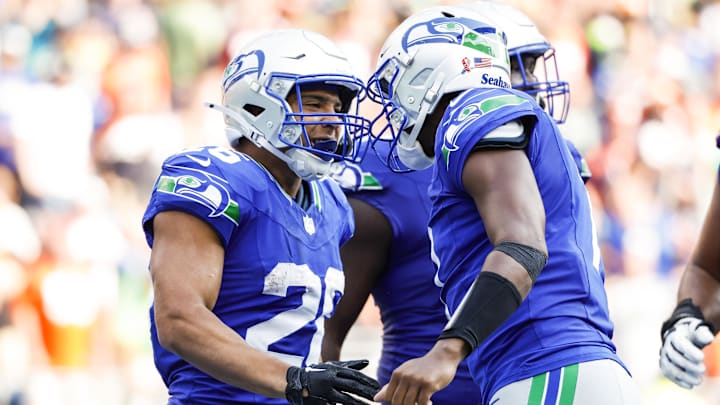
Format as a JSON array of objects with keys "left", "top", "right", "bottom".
[{"left": 303, "top": 216, "right": 316, "bottom": 235}]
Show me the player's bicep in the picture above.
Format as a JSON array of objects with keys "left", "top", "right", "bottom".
[
  {"left": 692, "top": 181, "right": 720, "bottom": 276},
  {"left": 461, "top": 148, "right": 545, "bottom": 248},
  {"left": 149, "top": 210, "right": 225, "bottom": 313},
  {"left": 342, "top": 198, "right": 392, "bottom": 289},
  {"left": 461, "top": 149, "right": 546, "bottom": 296},
  {"left": 345, "top": 197, "right": 392, "bottom": 259}
]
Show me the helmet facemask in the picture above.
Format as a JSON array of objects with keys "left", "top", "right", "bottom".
[
  {"left": 367, "top": 56, "right": 435, "bottom": 171},
  {"left": 509, "top": 44, "right": 569, "bottom": 124}
]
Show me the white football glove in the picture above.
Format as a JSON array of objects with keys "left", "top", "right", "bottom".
[{"left": 660, "top": 301, "right": 716, "bottom": 389}]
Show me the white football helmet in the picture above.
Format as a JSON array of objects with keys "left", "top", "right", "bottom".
[
  {"left": 451, "top": 1, "right": 570, "bottom": 123},
  {"left": 367, "top": 6, "right": 511, "bottom": 171},
  {"left": 207, "top": 29, "right": 371, "bottom": 180}
]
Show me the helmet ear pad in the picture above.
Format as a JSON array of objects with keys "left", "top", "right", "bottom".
[{"left": 242, "top": 103, "right": 266, "bottom": 117}]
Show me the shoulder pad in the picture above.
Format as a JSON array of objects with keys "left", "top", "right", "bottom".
[{"left": 472, "top": 119, "right": 529, "bottom": 150}]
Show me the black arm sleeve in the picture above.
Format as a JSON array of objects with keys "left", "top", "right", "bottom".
[{"left": 438, "top": 271, "right": 521, "bottom": 353}]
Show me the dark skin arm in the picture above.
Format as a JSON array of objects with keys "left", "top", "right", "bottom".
[
  {"left": 150, "top": 210, "right": 292, "bottom": 398},
  {"left": 677, "top": 180, "right": 720, "bottom": 328},
  {"left": 322, "top": 197, "right": 392, "bottom": 361},
  {"left": 462, "top": 148, "right": 547, "bottom": 296},
  {"left": 376, "top": 147, "right": 547, "bottom": 405}
]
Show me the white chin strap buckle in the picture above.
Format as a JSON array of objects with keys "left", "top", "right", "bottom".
[
  {"left": 396, "top": 139, "right": 433, "bottom": 170},
  {"left": 285, "top": 148, "right": 333, "bottom": 180}
]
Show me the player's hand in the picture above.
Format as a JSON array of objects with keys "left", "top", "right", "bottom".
[
  {"left": 660, "top": 316, "right": 715, "bottom": 389},
  {"left": 374, "top": 343, "right": 462, "bottom": 405},
  {"left": 285, "top": 359, "right": 380, "bottom": 405}
]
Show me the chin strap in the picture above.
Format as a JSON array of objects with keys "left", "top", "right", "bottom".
[
  {"left": 394, "top": 92, "right": 436, "bottom": 170},
  {"left": 284, "top": 148, "right": 333, "bottom": 180},
  {"left": 396, "top": 139, "right": 433, "bottom": 170}
]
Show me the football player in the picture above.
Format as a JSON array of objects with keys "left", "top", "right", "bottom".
[
  {"left": 324, "top": 4, "right": 591, "bottom": 404},
  {"left": 659, "top": 135, "right": 720, "bottom": 390},
  {"left": 142, "top": 29, "right": 379, "bottom": 404},
  {"left": 323, "top": 139, "right": 483, "bottom": 404},
  {"left": 366, "top": 6, "right": 641, "bottom": 405}
]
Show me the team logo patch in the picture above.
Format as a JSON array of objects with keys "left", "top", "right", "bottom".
[
  {"left": 329, "top": 162, "right": 383, "bottom": 192},
  {"left": 303, "top": 215, "right": 316, "bottom": 235},
  {"left": 157, "top": 167, "right": 240, "bottom": 224},
  {"left": 441, "top": 103, "right": 481, "bottom": 165},
  {"left": 441, "top": 93, "right": 528, "bottom": 165},
  {"left": 222, "top": 49, "right": 265, "bottom": 92}
]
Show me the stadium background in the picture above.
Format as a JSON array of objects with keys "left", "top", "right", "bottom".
[{"left": 1, "top": 0, "right": 719, "bottom": 403}]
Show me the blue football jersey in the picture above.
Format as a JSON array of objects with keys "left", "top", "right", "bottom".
[
  {"left": 564, "top": 138, "right": 592, "bottom": 183},
  {"left": 343, "top": 141, "right": 482, "bottom": 404},
  {"left": 142, "top": 146, "right": 354, "bottom": 404},
  {"left": 429, "top": 88, "right": 625, "bottom": 404}
]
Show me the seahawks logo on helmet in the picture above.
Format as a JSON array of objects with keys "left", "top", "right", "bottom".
[
  {"left": 401, "top": 17, "right": 504, "bottom": 57},
  {"left": 156, "top": 167, "right": 240, "bottom": 224},
  {"left": 222, "top": 49, "right": 265, "bottom": 93}
]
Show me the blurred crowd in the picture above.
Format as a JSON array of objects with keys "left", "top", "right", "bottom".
[{"left": 0, "top": 0, "right": 719, "bottom": 404}]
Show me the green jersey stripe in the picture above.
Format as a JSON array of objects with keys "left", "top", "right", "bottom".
[
  {"left": 527, "top": 371, "right": 547, "bottom": 405},
  {"left": 311, "top": 182, "right": 321, "bottom": 210},
  {"left": 557, "top": 364, "right": 579, "bottom": 405}
]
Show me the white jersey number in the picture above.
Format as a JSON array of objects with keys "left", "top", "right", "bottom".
[{"left": 244, "top": 263, "right": 344, "bottom": 366}]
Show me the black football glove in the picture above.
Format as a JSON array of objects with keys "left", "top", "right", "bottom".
[{"left": 285, "top": 359, "right": 380, "bottom": 405}]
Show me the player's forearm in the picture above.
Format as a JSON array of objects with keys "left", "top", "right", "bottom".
[
  {"left": 430, "top": 337, "right": 470, "bottom": 363},
  {"left": 678, "top": 263, "right": 720, "bottom": 330},
  {"left": 155, "top": 305, "right": 289, "bottom": 398},
  {"left": 321, "top": 290, "right": 367, "bottom": 361},
  {"left": 321, "top": 320, "right": 348, "bottom": 361}
]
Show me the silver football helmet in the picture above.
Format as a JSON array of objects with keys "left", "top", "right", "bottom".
[
  {"left": 208, "top": 29, "right": 371, "bottom": 180},
  {"left": 451, "top": 1, "right": 570, "bottom": 123},
  {"left": 367, "top": 6, "right": 512, "bottom": 171}
]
